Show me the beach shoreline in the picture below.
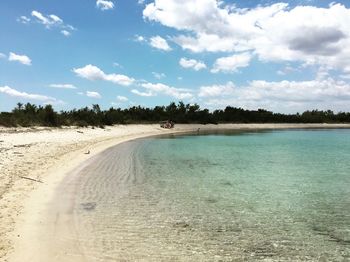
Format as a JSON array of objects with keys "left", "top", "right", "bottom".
[{"left": 1, "top": 123, "right": 350, "bottom": 261}]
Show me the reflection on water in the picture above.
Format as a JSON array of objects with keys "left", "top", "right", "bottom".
[{"left": 70, "top": 130, "right": 350, "bottom": 261}]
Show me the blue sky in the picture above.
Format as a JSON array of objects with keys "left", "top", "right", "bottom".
[{"left": 1, "top": 0, "right": 350, "bottom": 113}]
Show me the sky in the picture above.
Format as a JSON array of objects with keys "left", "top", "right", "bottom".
[{"left": 1, "top": 0, "right": 350, "bottom": 113}]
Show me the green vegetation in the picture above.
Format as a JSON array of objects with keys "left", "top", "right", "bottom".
[{"left": 1, "top": 102, "right": 350, "bottom": 127}]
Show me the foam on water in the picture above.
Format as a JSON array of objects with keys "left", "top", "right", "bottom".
[{"left": 56, "top": 129, "right": 350, "bottom": 261}]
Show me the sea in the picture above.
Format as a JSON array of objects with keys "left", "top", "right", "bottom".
[{"left": 57, "top": 129, "right": 350, "bottom": 261}]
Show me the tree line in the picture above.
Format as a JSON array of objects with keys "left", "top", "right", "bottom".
[{"left": 0, "top": 102, "right": 350, "bottom": 127}]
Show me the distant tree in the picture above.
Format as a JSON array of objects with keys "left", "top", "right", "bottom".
[
  {"left": 43, "top": 104, "right": 58, "bottom": 126},
  {"left": 16, "top": 102, "right": 23, "bottom": 111},
  {"left": 92, "top": 104, "right": 101, "bottom": 114},
  {"left": 1, "top": 102, "right": 350, "bottom": 127}
]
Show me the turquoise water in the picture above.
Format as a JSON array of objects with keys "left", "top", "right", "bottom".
[{"left": 72, "top": 129, "right": 350, "bottom": 261}]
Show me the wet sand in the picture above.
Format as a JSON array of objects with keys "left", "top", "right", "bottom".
[{"left": 1, "top": 123, "right": 350, "bottom": 261}]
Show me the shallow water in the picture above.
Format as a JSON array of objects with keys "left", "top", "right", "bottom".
[{"left": 70, "top": 129, "right": 350, "bottom": 261}]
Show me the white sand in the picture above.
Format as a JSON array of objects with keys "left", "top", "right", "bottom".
[
  {"left": 1, "top": 123, "right": 349, "bottom": 261},
  {"left": 0, "top": 124, "right": 170, "bottom": 261}
]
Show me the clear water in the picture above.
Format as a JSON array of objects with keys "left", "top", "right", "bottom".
[{"left": 71, "top": 129, "right": 350, "bottom": 261}]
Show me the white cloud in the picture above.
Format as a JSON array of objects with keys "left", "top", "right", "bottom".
[
  {"left": 17, "top": 16, "right": 31, "bottom": 24},
  {"left": 8, "top": 52, "right": 32, "bottom": 65},
  {"left": 74, "top": 64, "right": 105, "bottom": 80},
  {"left": 86, "top": 91, "right": 101, "bottom": 98},
  {"left": 131, "top": 89, "right": 155, "bottom": 97},
  {"left": 135, "top": 35, "right": 173, "bottom": 52},
  {"left": 73, "top": 64, "right": 135, "bottom": 86},
  {"left": 199, "top": 78, "right": 350, "bottom": 112},
  {"left": 211, "top": 52, "right": 252, "bottom": 73},
  {"left": 277, "top": 65, "right": 302, "bottom": 76},
  {"left": 96, "top": 0, "right": 115, "bottom": 10},
  {"left": 198, "top": 81, "right": 235, "bottom": 97},
  {"left": 134, "top": 35, "right": 146, "bottom": 42},
  {"left": 149, "top": 36, "right": 172, "bottom": 51},
  {"left": 0, "top": 53, "right": 6, "bottom": 59},
  {"left": 105, "top": 74, "right": 134, "bottom": 86},
  {"left": 31, "top": 10, "right": 63, "bottom": 28},
  {"left": 117, "top": 95, "right": 128, "bottom": 102},
  {"left": 65, "top": 25, "right": 76, "bottom": 31},
  {"left": 138, "top": 0, "right": 145, "bottom": 5},
  {"left": 143, "top": 1, "right": 350, "bottom": 75},
  {"left": 113, "top": 62, "right": 122, "bottom": 68},
  {"left": 140, "top": 82, "right": 193, "bottom": 99},
  {"left": 152, "top": 72, "right": 166, "bottom": 79},
  {"left": 61, "top": 30, "right": 71, "bottom": 37},
  {"left": 49, "top": 84, "right": 77, "bottom": 89},
  {"left": 179, "top": 58, "right": 206, "bottom": 71},
  {"left": 22, "top": 10, "right": 75, "bottom": 35},
  {"left": 0, "top": 86, "right": 57, "bottom": 102},
  {"left": 173, "top": 33, "right": 237, "bottom": 53},
  {"left": 49, "top": 14, "right": 63, "bottom": 24}
]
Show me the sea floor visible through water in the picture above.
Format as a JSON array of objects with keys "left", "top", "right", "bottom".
[{"left": 53, "top": 129, "right": 350, "bottom": 261}]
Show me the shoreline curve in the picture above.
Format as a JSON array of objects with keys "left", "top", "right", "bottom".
[{"left": 2, "top": 123, "right": 350, "bottom": 261}]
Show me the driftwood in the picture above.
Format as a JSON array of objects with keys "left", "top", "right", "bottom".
[
  {"left": 77, "top": 130, "right": 84, "bottom": 134},
  {"left": 19, "top": 176, "right": 43, "bottom": 183}
]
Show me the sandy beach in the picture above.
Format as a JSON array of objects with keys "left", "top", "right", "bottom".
[{"left": 1, "top": 123, "right": 350, "bottom": 261}]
